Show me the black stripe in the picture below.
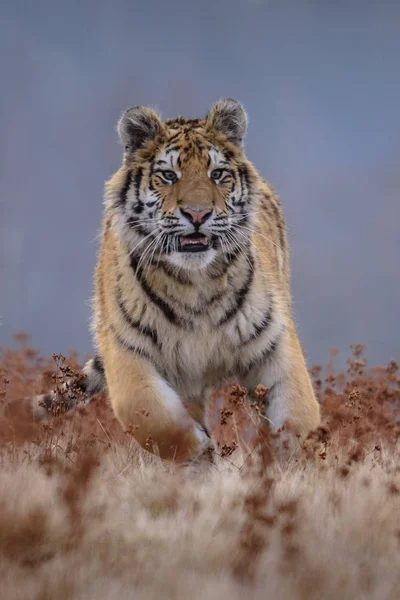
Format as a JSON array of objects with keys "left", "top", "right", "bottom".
[
  {"left": 132, "top": 167, "right": 144, "bottom": 214},
  {"left": 134, "top": 167, "right": 143, "bottom": 198},
  {"left": 93, "top": 355, "right": 104, "bottom": 374},
  {"left": 218, "top": 254, "right": 254, "bottom": 325},
  {"left": 78, "top": 355, "right": 105, "bottom": 394},
  {"left": 242, "top": 307, "right": 273, "bottom": 345},
  {"left": 116, "top": 170, "right": 132, "bottom": 208},
  {"left": 239, "top": 163, "right": 251, "bottom": 189},
  {"left": 194, "top": 139, "right": 204, "bottom": 152},
  {"left": 116, "top": 287, "right": 160, "bottom": 346},
  {"left": 270, "top": 199, "right": 286, "bottom": 254},
  {"left": 110, "top": 326, "right": 153, "bottom": 362},
  {"left": 208, "top": 256, "right": 236, "bottom": 280},
  {"left": 236, "top": 165, "right": 247, "bottom": 202},
  {"left": 151, "top": 175, "right": 163, "bottom": 188},
  {"left": 149, "top": 259, "right": 194, "bottom": 286},
  {"left": 130, "top": 254, "right": 187, "bottom": 327},
  {"left": 208, "top": 242, "right": 246, "bottom": 280},
  {"left": 76, "top": 379, "right": 88, "bottom": 394},
  {"left": 230, "top": 214, "right": 249, "bottom": 233},
  {"left": 164, "top": 287, "right": 227, "bottom": 317},
  {"left": 126, "top": 216, "right": 150, "bottom": 236},
  {"left": 165, "top": 131, "right": 182, "bottom": 144},
  {"left": 165, "top": 144, "right": 180, "bottom": 154},
  {"left": 232, "top": 163, "right": 251, "bottom": 208},
  {"left": 239, "top": 332, "right": 282, "bottom": 375},
  {"left": 77, "top": 380, "right": 88, "bottom": 394},
  {"left": 200, "top": 423, "right": 211, "bottom": 439},
  {"left": 166, "top": 117, "right": 185, "bottom": 127},
  {"left": 148, "top": 159, "right": 156, "bottom": 191}
]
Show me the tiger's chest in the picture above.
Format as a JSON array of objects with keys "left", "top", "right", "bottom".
[{"left": 158, "top": 309, "right": 264, "bottom": 398}]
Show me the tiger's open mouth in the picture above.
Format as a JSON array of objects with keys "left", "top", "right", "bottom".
[{"left": 178, "top": 233, "right": 211, "bottom": 253}]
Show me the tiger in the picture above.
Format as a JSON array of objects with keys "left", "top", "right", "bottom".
[{"left": 33, "top": 98, "right": 320, "bottom": 462}]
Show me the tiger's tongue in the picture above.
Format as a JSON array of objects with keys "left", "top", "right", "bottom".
[{"left": 180, "top": 234, "right": 208, "bottom": 246}]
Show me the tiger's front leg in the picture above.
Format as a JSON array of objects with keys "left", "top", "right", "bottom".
[
  {"left": 246, "top": 325, "right": 320, "bottom": 442},
  {"left": 103, "top": 340, "right": 211, "bottom": 463}
]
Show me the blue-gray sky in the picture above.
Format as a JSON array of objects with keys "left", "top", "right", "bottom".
[{"left": 1, "top": 0, "right": 399, "bottom": 366}]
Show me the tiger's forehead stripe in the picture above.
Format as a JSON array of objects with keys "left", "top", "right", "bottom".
[
  {"left": 208, "top": 146, "right": 229, "bottom": 167},
  {"left": 157, "top": 125, "right": 232, "bottom": 173},
  {"left": 153, "top": 145, "right": 182, "bottom": 175}
]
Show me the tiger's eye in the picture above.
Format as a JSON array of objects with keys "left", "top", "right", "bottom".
[
  {"left": 210, "top": 169, "right": 224, "bottom": 181},
  {"left": 162, "top": 170, "right": 177, "bottom": 182}
]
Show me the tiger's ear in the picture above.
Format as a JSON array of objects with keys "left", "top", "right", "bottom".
[
  {"left": 117, "top": 106, "right": 164, "bottom": 157},
  {"left": 206, "top": 98, "right": 248, "bottom": 145}
]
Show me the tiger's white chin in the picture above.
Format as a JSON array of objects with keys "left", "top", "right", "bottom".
[{"left": 166, "top": 248, "right": 217, "bottom": 271}]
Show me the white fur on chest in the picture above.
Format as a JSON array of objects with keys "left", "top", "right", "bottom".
[
  {"left": 158, "top": 294, "right": 283, "bottom": 398},
  {"left": 160, "top": 320, "right": 235, "bottom": 396}
]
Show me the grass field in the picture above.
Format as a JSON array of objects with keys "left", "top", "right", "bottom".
[{"left": 0, "top": 335, "right": 399, "bottom": 599}]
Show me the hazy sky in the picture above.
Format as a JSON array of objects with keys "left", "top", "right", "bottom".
[{"left": 1, "top": 0, "right": 399, "bottom": 367}]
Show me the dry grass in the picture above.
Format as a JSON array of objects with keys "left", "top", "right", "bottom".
[{"left": 0, "top": 334, "right": 400, "bottom": 599}]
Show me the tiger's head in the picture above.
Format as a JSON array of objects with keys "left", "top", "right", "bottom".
[{"left": 109, "top": 98, "right": 260, "bottom": 270}]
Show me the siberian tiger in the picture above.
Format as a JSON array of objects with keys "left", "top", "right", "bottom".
[{"left": 34, "top": 98, "right": 320, "bottom": 462}]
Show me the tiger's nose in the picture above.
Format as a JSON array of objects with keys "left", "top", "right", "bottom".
[{"left": 179, "top": 207, "right": 212, "bottom": 224}]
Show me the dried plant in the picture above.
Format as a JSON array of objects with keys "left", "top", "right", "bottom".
[{"left": 0, "top": 334, "right": 399, "bottom": 598}]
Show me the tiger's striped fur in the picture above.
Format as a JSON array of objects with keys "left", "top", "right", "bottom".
[{"left": 34, "top": 99, "right": 320, "bottom": 462}]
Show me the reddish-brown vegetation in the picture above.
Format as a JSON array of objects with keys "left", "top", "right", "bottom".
[{"left": 0, "top": 334, "right": 399, "bottom": 599}]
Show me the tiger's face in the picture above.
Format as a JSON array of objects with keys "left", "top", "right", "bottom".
[{"left": 113, "top": 99, "right": 259, "bottom": 270}]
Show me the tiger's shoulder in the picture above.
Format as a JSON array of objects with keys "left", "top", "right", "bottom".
[{"left": 250, "top": 176, "right": 290, "bottom": 293}]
